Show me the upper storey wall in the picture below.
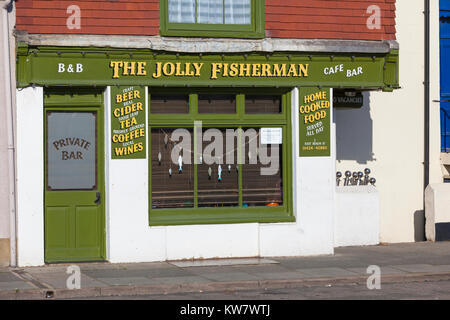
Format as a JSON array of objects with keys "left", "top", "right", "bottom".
[{"left": 15, "top": 0, "right": 396, "bottom": 41}]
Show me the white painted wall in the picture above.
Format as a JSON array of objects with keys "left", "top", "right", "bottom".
[
  {"left": 107, "top": 86, "right": 335, "bottom": 263},
  {"left": 425, "top": 183, "right": 450, "bottom": 241},
  {"left": 15, "top": 85, "right": 337, "bottom": 266},
  {"left": 0, "top": 0, "right": 17, "bottom": 266},
  {"left": 335, "top": 0, "right": 432, "bottom": 243},
  {"left": 430, "top": 0, "right": 443, "bottom": 184},
  {"left": 0, "top": 2, "right": 10, "bottom": 240},
  {"left": 259, "top": 88, "right": 335, "bottom": 257},
  {"left": 422, "top": 1, "right": 450, "bottom": 243},
  {"left": 16, "top": 87, "right": 45, "bottom": 266},
  {"left": 106, "top": 86, "right": 167, "bottom": 262},
  {"left": 334, "top": 186, "right": 379, "bottom": 247},
  {"left": 11, "top": 82, "right": 342, "bottom": 266}
]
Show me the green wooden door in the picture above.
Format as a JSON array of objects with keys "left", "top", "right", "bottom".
[{"left": 44, "top": 107, "right": 105, "bottom": 263}]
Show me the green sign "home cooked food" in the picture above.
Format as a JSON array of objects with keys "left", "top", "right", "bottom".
[{"left": 298, "top": 88, "right": 331, "bottom": 157}]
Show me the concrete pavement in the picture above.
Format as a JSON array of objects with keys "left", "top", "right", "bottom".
[{"left": 1, "top": 242, "right": 450, "bottom": 299}]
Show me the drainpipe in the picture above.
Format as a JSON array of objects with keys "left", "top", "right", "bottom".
[
  {"left": 1, "top": 0, "right": 17, "bottom": 266},
  {"left": 424, "top": 0, "right": 430, "bottom": 191}
]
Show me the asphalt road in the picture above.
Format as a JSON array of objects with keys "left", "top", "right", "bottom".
[{"left": 74, "top": 279, "right": 450, "bottom": 300}]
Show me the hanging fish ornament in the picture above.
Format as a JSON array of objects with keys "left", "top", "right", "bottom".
[
  {"left": 228, "top": 164, "right": 231, "bottom": 173},
  {"left": 208, "top": 167, "right": 212, "bottom": 179},
  {"left": 178, "top": 155, "right": 183, "bottom": 173},
  {"left": 158, "top": 152, "right": 162, "bottom": 165},
  {"left": 164, "top": 134, "right": 169, "bottom": 148},
  {"left": 169, "top": 168, "right": 172, "bottom": 177},
  {"left": 218, "top": 165, "right": 222, "bottom": 181}
]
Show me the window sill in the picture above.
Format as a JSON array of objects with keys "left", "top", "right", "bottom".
[
  {"left": 149, "top": 207, "right": 295, "bottom": 226},
  {"left": 160, "top": 28, "right": 265, "bottom": 39}
]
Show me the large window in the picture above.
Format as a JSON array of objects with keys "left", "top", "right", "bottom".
[
  {"left": 149, "top": 89, "right": 293, "bottom": 226},
  {"left": 160, "top": 0, "right": 265, "bottom": 38}
]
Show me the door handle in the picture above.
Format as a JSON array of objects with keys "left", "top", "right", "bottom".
[{"left": 94, "top": 192, "right": 101, "bottom": 205}]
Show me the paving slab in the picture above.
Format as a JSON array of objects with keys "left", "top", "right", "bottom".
[
  {"left": 253, "top": 271, "right": 311, "bottom": 280},
  {"left": 145, "top": 268, "right": 191, "bottom": 278},
  {"left": 228, "top": 264, "right": 293, "bottom": 274},
  {"left": 345, "top": 266, "right": 408, "bottom": 276},
  {"left": 94, "top": 277, "right": 157, "bottom": 286},
  {"left": 170, "top": 258, "right": 278, "bottom": 268},
  {"left": 431, "top": 265, "right": 450, "bottom": 273},
  {"left": 201, "top": 272, "right": 261, "bottom": 282},
  {"left": 391, "top": 264, "right": 447, "bottom": 273},
  {"left": 0, "top": 242, "right": 450, "bottom": 299},
  {"left": 276, "top": 257, "right": 370, "bottom": 269},
  {"left": 28, "top": 272, "right": 109, "bottom": 289},
  {"left": 83, "top": 267, "right": 190, "bottom": 279},
  {"left": 144, "top": 276, "right": 212, "bottom": 285},
  {"left": 185, "top": 264, "right": 290, "bottom": 277},
  {"left": 295, "top": 267, "right": 360, "bottom": 278},
  {"left": 335, "top": 243, "right": 450, "bottom": 265},
  {"left": 78, "top": 275, "right": 112, "bottom": 289},
  {"left": 181, "top": 265, "right": 251, "bottom": 276},
  {"left": 82, "top": 269, "right": 153, "bottom": 279},
  {"left": 0, "top": 272, "right": 23, "bottom": 282},
  {"left": 21, "top": 266, "right": 72, "bottom": 274},
  {"left": 112, "top": 262, "right": 173, "bottom": 270},
  {"left": 0, "top": 281, "right": 35, "bottom": 291}
]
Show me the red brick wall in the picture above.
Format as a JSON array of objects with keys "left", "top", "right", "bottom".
[
  {"left": 15, "top": 0, "right": 396, "bottom": 41},
  {"left": 265, "top": 0, "right": 396, "bottom": 40}
]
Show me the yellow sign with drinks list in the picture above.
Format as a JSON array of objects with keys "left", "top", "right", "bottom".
[{"left": 111, "top": 86, "right": 146, "bottom": 159}]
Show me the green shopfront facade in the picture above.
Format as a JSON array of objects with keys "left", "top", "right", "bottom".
[{"left": 15, "top": 44, "right": 399, "bottom": 265}]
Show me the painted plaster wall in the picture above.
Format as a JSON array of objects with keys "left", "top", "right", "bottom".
[
  {"left": 16, "top": 87, "right": 45, "bottom": 266},
  {"left": 15, "top": 86, "right": 336, "bottom": 266},
  {"left": 425, "top": 0, "right": 450, "bottom": 240},
  {"left": 0, "top": 6, "right": 10, "bottom": 267},
  {"left": 335, "top": 0, "right": 441, "bottom": 243},
  {"left": 430, "top": 0, "right": 442, "bottom": 186},
  {"left": 425, "top": 183, "right": 450, "bottom": 241},
  {"left": 0, "top": 3, "right": 10, "bottom": 240},
  {"left": 107, "top": 87, "right": 335, "bottom": 263},
  {"left": 0, "top": 1, "right": 16, "bottom": 265},
  {"left": 259, "top": 88, "right": 335, "bottom": 257},
  {"left": 335, "top": 186, "right": 379, "bottom": 247}
]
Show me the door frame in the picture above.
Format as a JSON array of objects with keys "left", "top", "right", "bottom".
[{"left": 43, "top": 89, "right": 106, "bottom": 263}]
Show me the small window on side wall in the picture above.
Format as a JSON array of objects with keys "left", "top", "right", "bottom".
[{"left": 160, "top": 0, "right": 265, "bottom": 39}]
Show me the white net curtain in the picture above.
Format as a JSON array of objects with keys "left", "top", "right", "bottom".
[
  {"left": 168, "top": 0, "right": 251, "bottom": 25},
  {"left": 225, "top": 0, "right": 251, "bottom": 24},
  {"left": 168, "top": 0, "right": 195, "bottom": 23},
  {"left": 198, "top": 0, "right": 223, "bottom": 24}
]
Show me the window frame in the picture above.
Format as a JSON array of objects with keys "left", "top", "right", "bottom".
[
  {"left": 148, "top": 88, "right": 294, "bottom": 226},
  {"left": 159, "top": 0, "right": 265, "bottom": 39}
]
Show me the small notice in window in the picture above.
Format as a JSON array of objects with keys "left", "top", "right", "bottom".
[{"left": 260, "top": 128, "right": 282, "bottom": 144}]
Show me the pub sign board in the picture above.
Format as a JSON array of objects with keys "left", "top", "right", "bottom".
[
  {"left": 111, "top": 86, "right": 146, "bottom": 159},
  {"left": 17, "top": 50, "right": 398, "bottom": 90},
  {"left": 299, "top": 87, "right": 331, "bottom": 157}
]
